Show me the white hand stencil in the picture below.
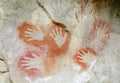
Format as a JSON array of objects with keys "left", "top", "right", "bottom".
[
  {"left": 25, "top": 28, "right": 44, "bottom": 41},
  {"left": 77, "top": 50, "right": 96, "bottom": 66},
  {"left": 50, "top": 27, "right": 67, "bottom": 48},
  {"left": 21, "top": 53, "right": 42, "bottom": 70}
]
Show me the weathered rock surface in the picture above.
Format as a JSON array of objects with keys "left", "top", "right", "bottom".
[{"left": 0, "top": 0, "right": 120, "bottom": 83}]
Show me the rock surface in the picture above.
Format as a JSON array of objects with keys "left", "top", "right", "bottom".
[{"left": 0, "top": 0, "right": 120, "bottom": 83}]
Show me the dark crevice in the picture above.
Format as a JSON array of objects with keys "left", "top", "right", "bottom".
[
  {"left": 9, "top": 78, "right": 13, "bottom": 83},
  {"left": 0, "top": 60, "right": 13, "bottom": 83},
  {"left": 52, "top": 20, "right": 66, "bottom": 28},
  {"left": 36, "top": 0, "right": 67, "bottom": 29},
  {"left": 0, "top": 71, "right": 8, "bottom": 74},
  {"left": 0, "top": 56, "right": 9, "bottom": 72},
  {"left": 75, "top": 13, "right": 79, "bottom": 23},
  {"left": 0, "top": 58, "right": 4, "bottom": 61},
  {"left": 36, "top": 0, "right": 53, "bottom": 20},
  {"left": 0, "top": 54, "right": 13, "bottom": 83}
]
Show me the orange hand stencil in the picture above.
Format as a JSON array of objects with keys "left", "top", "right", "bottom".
[
  {"left": 18, "top": 22, "right": 48, "bottom": 47},
  {"left": 73, "top": 47, "right": 97, "bottom": 70},
  {"left": 45, "top": 23, "right": 71, "bottom": 56}
]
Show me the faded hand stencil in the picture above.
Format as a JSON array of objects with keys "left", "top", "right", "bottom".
[
  {"left": 11, "top": 46, "right": 47, "bottom": 79},
  {"left": 88, "top": 19, "right": 113, "bottom": 52},
  {"left": 12, "top": 46, "right": 57, "bottom": 79}
]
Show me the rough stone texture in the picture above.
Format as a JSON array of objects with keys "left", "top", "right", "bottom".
[
  {"left": 0, "top": 60, "right": 7, "bottom": 72},
  {"left": 0, "top": 0, "right": 120, "bottom": 83}
]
